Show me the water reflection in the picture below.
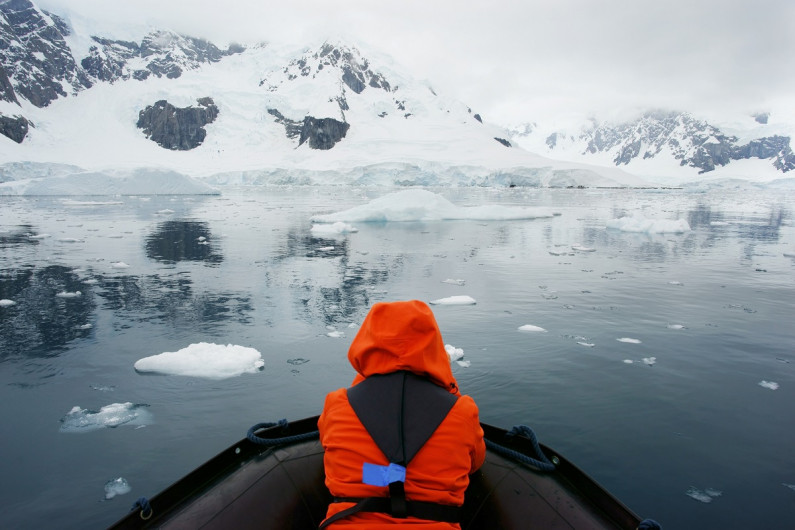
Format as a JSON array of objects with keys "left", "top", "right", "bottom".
[
  {"left": 0, "top": 225, "right": 41, "bottom": 247},
  {"left": 0, "top": 265, "right": 95, "bottom": 359},
  {"left": 145, "top": 220, "right": 222, "bottom": 264},
  {"left": 95, "top": 273, "right": 253, "bottom": 331}
]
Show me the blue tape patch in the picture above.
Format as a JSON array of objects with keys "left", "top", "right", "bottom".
[{"left": 362, "top": 462, "right": 406, "bottom": 487}]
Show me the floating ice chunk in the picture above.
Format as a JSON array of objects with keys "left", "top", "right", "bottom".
[
  {"left": 445, "top": 344, "right": 464, "bottom": 363},
  {"left": 667, "top": 324, "right": 686, "bottom": 330},
  {"left": 28, "top": 233, "right": 50, "bottom": 239},
  {"left": 197, "top": 236, "right": 206, "bottom": 242},
  {"left": 783, "top": 483, "right": 795, "bottom": 492},
  {"left": 327, "top": 330, "right": 345, "bottom": 338},
  {"left": 623, "top": 359, "right": 634, "bottom": 364},
  {"left": 58, "top": 237, "right": 82, "bottom": 243},
  {"left": 456, "top": 360, "right": 471, "bottom": 368},
  {"left": 686, "top": 487, "right": 722, "bottom": 503},
  {"left": 56, "top": 291, "right": 82, "bottom": 298},
  {"left": 134, "top": 343, "right": 264, "bottom": 379},
  {"left": 710, "top": 221, "right": 730, "bottom": 226},
  {"left": 317, "top": 246, "right": 335, "bottom": 251},
  {"left": 571, "top": 245, "right": 596, "bottom": 252},
  {"left": 62, "top": 200, "right": 123, "bottom": 206},
  {"left": 668, "top": 281, "right": 684, "bottom": 286},
  {"left": 441, "top": 278, "right": 466, "bottom": 286},
  {"left": 59, "top": 403, "right": 152, "bottom": 433},
  {"left": 0, "top": 299, "right": 16, "bottom": 307},
  {"left": 617, "top": 337, "right": 642, "bottom": 344},
  {"left": 111, "top": 262, "right": 130, "bottom": 269},
  {"left": 759, "top": 380, "right": 779, "bottom": 390},
  {"left": 518, "top": 324, "right": 547, "bottom": 332},
  {"left": 784, "top": 251, "right": 795, "bottom": 258},
  {"left": 311, "top": 189, "right": 558, "bottom": 223},
  {"left": 577, "top": 341, "right": 595, "bottom": 347},
  {"left": 76, "top": 323, "right": 92, "bottom": 330},
  {"left": 607, "top": 214, "right": 690, "bottom": 233},
  {"left": 104, "top": 477, "right": 131, "bottom": 500},
  {"left": 311, "top": 222, "right": 359, "bottom": 235},
  {"left": 156, "top": 209, "right": 174, "bottom": 215},
  {"left": 429, "top": 295, "right": 476, "bottom": 305},
  {"left": 642, "top": 357, "right": 657, "bottom": 366}
]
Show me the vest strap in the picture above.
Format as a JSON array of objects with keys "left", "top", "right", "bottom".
[{"left": 319, "top": 496, "right": 462, "bottom": 528}]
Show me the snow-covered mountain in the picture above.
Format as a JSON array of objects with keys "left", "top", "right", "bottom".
[
  {"left": 509, "top": 111, "right": 795, "bottom": 186},
  {"left": 2, "top": 0, "right": 792, "bottom": 194},
  {"left": 0, "top": 0, "right": 652, "bottom": 192}
]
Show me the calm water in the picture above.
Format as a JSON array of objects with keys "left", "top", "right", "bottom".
[{"left": 1, "top": 186, "right": 793, "bottom": 529}]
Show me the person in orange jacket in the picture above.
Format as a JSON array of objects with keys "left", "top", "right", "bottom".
[{"left": 318, "top": 300, "right": 486, "bottom": 529}]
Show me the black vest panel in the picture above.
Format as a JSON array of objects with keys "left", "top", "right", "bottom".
[{"left": 346, "top": 370, "right": 459, "bottom": 466}]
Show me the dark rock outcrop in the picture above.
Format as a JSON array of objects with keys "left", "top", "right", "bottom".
[
  {"left": 137, "top": 98, "right": 219, "bottom": 150},
  {"left": 0, "top": 114, "right": 30, "bottom": 143},
  {"left": 268, "top": 109, "right": 349, "bottom": 150},
  {"left": 299, "top": 117, "right": 350, "bottom": 150},
  {"left": 494, "top": 137, "right": 512, "bottom": 147}
]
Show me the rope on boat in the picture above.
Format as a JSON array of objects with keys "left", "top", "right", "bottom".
[
  {"left": 246, "top": 418, "right": 320, "bottom": 446},
  {"left": 484, "top": 424, "right": 556, "bottom": 471},
  {"left": 131, "top": 496, "right": 153, "bottom": 520},
  {"left": 637, "top": 519, "right": 662, "bottom": 529}
]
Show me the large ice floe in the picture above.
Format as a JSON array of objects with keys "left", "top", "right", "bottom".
[
  {"left": 606, "top": 213, "right": 691, "bottom": 234},
  {"left": 311, "top": 189, "right": 559, "bottom": 223},
  {"left": 59, "top": 403, "right": 153, "bottom": 433},
  {"left": 134, "top": 343, "right": 264, "bottom": 379}
]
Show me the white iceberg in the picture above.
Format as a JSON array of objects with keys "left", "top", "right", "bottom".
[
  {"left": 311, "top": 189, "right": 558, "bottom": 223},
  {"left": 518, "top": 324, "right": 547, "bottom": 332},
  {"left": 104, "top": 477, "right": 132, "bottom": 500},
  {"left": 429, "top": 295, "right": 476, "bottom": 305},
  {"left": 606, "top": 214, "right": 690, "bottom": 234},
  {"left": 134, "top": 343, "right": 264, "bottom": 379},
  {"left": 59, "top": 403, "right": 152, "bottom": 433}
]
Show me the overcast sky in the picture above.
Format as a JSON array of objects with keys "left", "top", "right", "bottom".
[{"left": 37, "top": 0, "right": 795, "bottom": 127}]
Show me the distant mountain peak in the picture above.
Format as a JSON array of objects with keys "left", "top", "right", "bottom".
[{"left": 512, "top": 110, "right": 794, "bottom": 179}]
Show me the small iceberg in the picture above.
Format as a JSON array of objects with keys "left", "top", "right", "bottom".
[
  {"left": 0, "top": 299, "right": 16, "bottom": 307},
  {"left": 134, "top": 343, "right": 264, "bottom": 379},
  {"left": 518, "top": 324, "right": 547, "bottom": 333},
  {"left": 429, "top": 295, "right": 476, "bottom": 306},
  {"left": 617, "top": 337, "right": 642, "bottom": 344},
  {"left": 104, "top": 477, "right": 132, "bottom": 500},
  {"left": 607, "top": 214, "right": 691, "bottom": 234},
  {"left": 686, "top": 487, "right": 722, "bottom": 503},
  {"left": 60, "top": 403, "right": 152, "bottom": 433},
  {"left": 759, "top": 380, "right": 779, "bottom": 390},
  {"left": 55, "top": 291, "right": 82, "bottom": 298},
  {"left": 445, "top": 344, "right": 469, "bottom": 367}
]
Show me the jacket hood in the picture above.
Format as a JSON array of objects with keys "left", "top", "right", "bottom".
[{"left": 348, "top": 300, "right": 460, "bottom": 395}]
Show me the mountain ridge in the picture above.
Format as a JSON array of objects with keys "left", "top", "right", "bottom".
[
  {"left": 2, "top": 0, "right": 789, "bottom": 190},
  {"left": 510, "top": 111, "right": 794, "bottom": 184}
]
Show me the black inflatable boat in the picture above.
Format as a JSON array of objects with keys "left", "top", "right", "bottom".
[{"left": 108, "top": 416, "right": 644, "bottom": 529}]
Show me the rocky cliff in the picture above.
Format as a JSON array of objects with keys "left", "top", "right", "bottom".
[{"left": 137, "top": 98, "right": 219, "bottom": 150}]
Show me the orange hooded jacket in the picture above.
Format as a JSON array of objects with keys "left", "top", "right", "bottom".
[{"left": 318, "top": 300, "right": 486, "bottom": 529}]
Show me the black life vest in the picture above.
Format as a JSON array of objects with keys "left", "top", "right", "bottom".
[{"left": 319, "top": 370, "right": 461, "bottom": 528}]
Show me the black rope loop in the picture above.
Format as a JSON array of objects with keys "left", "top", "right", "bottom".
[
  {"left": 246, "top": 418, "right": 319, "bottom": 446},
  {"left": 131, "top": 496, "right": 153, "bottom": 520},
  {"left": 485, "top": 424, "right": 555, "bottom": 472}
]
